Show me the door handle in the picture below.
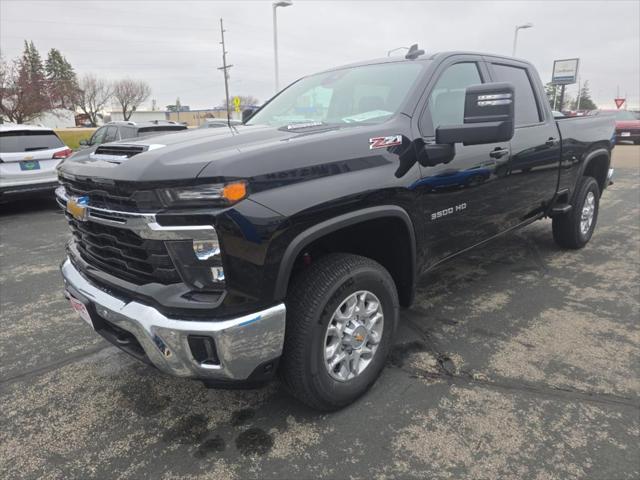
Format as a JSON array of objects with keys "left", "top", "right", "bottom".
[
  {"left": 489, "top": 147, "right": 509, "bottom": 159},
  {"left": 545, "top": 137, "right": 556, "bottom": 147}
]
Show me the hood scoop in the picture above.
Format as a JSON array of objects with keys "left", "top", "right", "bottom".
[{"left": 90, "top": 143, "right": 165, "bottom": 164}]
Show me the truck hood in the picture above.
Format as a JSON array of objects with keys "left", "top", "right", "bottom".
[
  {"left": 59, "top": 125, "right": 293, "bottom": 182},
  {"left": 58, "top": 122, "right": 397, "bottom": 185}
]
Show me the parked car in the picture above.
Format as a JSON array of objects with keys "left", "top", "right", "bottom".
[
  {"left": 552, "top": 110, "right": 565, "bottom": 118},
  {"left": 198, "top": 119, "right": 242, "bottom": 129},
  {"left": 56, "top": 48, "right": 615, "bottom": 411},
  {"left": 594, "top": 110, "right": 640, "bottom": 144},
  {"left": 79, "top": 120, "right": 187, "bottom": 149},
  {"left": 0, "top": 124, "right": 72, "bottom": 200}
]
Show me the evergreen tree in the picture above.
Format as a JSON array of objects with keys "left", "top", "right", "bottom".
[
  {"left": 572, "top": 81, "right": 597, "bottom": 111},
  {"left": 45, "top": 48, "right": 79, "bottom": 109}
]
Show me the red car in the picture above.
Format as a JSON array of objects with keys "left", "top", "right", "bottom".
[{"left": 597, "top": 110, "right": 640, "bottom": 144}]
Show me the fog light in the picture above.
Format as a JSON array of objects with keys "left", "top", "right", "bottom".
[{"left": 193, "top": 240, "right": 220, "bottom": 260}]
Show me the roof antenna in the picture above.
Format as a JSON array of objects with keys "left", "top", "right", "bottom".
[{"left": 405, "top": 44, "right": 425, "bottom": 60}]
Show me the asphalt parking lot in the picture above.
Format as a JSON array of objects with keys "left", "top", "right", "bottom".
[{"left": 1, "top": 146, "right": 639, "bottom": 480}]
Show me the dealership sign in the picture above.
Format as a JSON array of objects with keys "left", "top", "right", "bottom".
[{"left": 552, "top": 58, "right": 580, "bottom": 85}]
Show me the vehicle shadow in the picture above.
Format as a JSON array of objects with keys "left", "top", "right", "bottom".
[{"left": 0, "top": 194, "right": 60, "bottom": 216}]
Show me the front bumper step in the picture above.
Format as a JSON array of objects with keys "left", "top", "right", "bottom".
[{"left": 60, "top": 258, "right": 286, "bottom": 381}]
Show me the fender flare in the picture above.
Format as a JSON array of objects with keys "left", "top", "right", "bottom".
[
  {"left": 572, "top": 147, "right": 611, "bottom": 201},
  {"left": 273, "top": 205, "right": 417, "bottom": 300}
]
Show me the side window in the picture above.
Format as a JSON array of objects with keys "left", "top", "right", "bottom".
[
  {"left": 424, "top": 62, "right": 482, "bottom": 134},
  {"left": 119, "top": 126, "right": 136, "bottom": 139},
  {"left": 103, "top": 126, "right": 118, "bottom": 143},
  {"left": 90, "top": 127, "right": 107, "bottom": 145},
  {"left": 491, "top": 64, "right": 541, "bottom": 126}
]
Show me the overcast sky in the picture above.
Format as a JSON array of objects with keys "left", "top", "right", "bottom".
[{"left": 1, "top": 0, "right": 639, "bottom": 110}]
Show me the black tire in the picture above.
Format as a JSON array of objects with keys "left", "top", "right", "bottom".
[
  {"left": 552, "top": 176, "right": 600, "bottom": 249},
  {"left": 280, "top": 253, "right": 399, "bottom": 411}
]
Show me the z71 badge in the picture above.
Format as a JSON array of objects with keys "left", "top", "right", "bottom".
[{"left": 369, "top": 135, "right": 402, "bottom": 150}]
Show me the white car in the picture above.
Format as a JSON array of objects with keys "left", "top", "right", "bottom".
[{"left": 0, "top": 124, "right": 72, "bottom": 200}]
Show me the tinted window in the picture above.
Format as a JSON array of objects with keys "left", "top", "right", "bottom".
[
  {"left": 247, "top": 62, "right": 426, "bottom": 127},
  {"left": 90, "top": 127, "right": 107, "bottom": 145},
  {"left": 491, "top": 64, "right": 541, "bottom": 125},
  {"left": 119, "top": 126, "right": 137, "bottom": 139},
  {"left": 103, "top": 126, "right": 119, "bottom": 143},
  {"left": 137, "top": 126, "right": 187, "bottom": 137},
  {"left": 0, "top": 130, "right": 63, "bottom": 153},
  {"left": 425, "top": 63, "right": 482, "bottom": 133}
]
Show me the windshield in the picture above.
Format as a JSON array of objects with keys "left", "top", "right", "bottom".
[
  {"left": 247, "top": 62, "right": 426, "bottom": 128},
  {"left": 614, "top": 110, "right": 640, "bottom": 121}
]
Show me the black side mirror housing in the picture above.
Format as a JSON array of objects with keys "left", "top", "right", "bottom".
[
  {"left": 79, "top": 139, "right": 88, "bottom": 146},
  {"left": 242, "top": 108, "right": 258, "bottom": 123},
  {"left": 435, "top": 82, "right": 515, "bottom": 146}
]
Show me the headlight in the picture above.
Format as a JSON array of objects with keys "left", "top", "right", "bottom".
[{"left": 159, "top": 181, "right": 247, "bottom": 207}]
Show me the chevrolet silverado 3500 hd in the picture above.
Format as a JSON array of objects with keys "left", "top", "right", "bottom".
[{"left": 57, "top": 49, "right": 615, "bottom": 410}]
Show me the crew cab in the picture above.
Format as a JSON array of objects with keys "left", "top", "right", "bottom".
[
  {"left": 0, "top": 124, "right": 72, "bottom": 200},
  {"left": 56, "top": 48, "right": 615, "bottom": 411}
]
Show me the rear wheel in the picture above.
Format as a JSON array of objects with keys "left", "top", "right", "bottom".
[
  {"left": 552, "top": 176, "right": 600, "bottom": 249},
  {"left": 280, "top": 253, "right": 399, "bottom": 411}
]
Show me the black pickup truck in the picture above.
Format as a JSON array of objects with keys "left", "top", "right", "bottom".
[{"left": 56, "top": 49, "right": 615, "bottom": 411}]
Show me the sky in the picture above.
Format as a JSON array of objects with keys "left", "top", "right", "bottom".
[{"left": 1, "top": 0, "right": 639, "bottom": 111}]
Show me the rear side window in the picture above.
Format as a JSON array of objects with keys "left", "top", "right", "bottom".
[
  {"left": 491, "top": 64, "right": 541, "bottom": 126},
  {"left": 137, "top": 126, "right": 187, "bottom": 137},
  {"left": 103, "top": 126, "right": 119, "bottom": 143},
  {"left": 0, "top": 130, "right": 64, "bottom": 153},
  {"left": 423, "top": 62, "right": 482, "bottom": 134}
]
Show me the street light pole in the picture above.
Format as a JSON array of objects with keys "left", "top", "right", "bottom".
[
  {"left": 512, "top": 22, "right": 533, "bottom": 56},
  {"left": 273, "top": 0, "right": 293, "bottom": 93}
]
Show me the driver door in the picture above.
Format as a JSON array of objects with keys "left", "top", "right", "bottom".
[{"left": 416, "top": 59, "right": 512, "bottom": 265}]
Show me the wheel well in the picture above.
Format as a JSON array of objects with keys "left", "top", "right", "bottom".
[
  {"left": 583, "top": 153, "right": 610, "bottom": 194},
  {"left": 287, "top": 217, "right": 415, "bottom": 307}
]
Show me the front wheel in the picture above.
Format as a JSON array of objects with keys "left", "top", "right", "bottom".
[
  {"left": 552, "top": 176, "right": 600, "bottom": 249},
  {"left": 280, "top": 253, "right": 399, "bottom": 411}
]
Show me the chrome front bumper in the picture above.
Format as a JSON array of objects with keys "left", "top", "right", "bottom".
[{"left": 61, "top": 259, "right": 286, "bottom": 381}]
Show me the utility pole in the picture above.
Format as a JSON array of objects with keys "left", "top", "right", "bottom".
[{"left": 218, "top": 18, "right": 233, "bottom": 126}]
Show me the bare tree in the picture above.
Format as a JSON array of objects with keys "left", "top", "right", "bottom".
[
  {"left": 113, "top": 79, "right": 151, "bottom": 121},
  {"left": 77, "top": 74, "right": 113, "bottom": 127}
]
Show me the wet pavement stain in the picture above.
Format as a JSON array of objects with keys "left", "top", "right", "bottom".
[
  {"left": 231, "top": 408, "right": 255, "bottom": 426},
  {"left": 235, "top": 428, "right": 274, "bottom": 456},
  {"left": 194, "top": 435, "right": 226, "bottom": 458},
  {"left": 162, "top": 414, "right": 209, "bottom": 445}
]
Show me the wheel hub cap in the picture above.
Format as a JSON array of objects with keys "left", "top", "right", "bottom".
[
  {"left": 323, "top": 290, "right": 384, "bottom": 382},
  {"left": 580, "top": 191, "right": 595, "bottom": 236}
]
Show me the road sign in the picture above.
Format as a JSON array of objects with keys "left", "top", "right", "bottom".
[
  {"left": 233, "top": 96, "right": 241, "bottom": 113},
  {"left": 614, "top": 98, "right": 626, "bottom": 109},
  {"left": 552, "top": 58, "right": 579, "bottom": 85}
]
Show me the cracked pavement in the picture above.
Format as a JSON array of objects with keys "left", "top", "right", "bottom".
[{"left": 1, "top": 146, "right": 639, "bottom": 479}]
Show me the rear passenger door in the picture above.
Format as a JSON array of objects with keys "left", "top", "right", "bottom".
[{"left": 488, "top": 61, "right": 561, "bottom": 222}]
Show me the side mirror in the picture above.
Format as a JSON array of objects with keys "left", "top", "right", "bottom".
[
  {"left": 435, "top": 82, "right": 515, "bottom": 146},
  {"left": 242, "top": 107, "right": 258, "bottom": 123},
  {"left": 79, "top": 139, "right": 89, "bottom": 146}
]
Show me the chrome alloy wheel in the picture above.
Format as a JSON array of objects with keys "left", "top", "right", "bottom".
[
  {"left": 323, "top": 290, "right": 384, "bottom": 382},
  {"left": 580, "top": 191, "right": 596, "bottom": 236}
]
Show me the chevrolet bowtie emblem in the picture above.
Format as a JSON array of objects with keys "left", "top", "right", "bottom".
[{"left": 67, "top": 196, "right": 89, "bottom": 221}]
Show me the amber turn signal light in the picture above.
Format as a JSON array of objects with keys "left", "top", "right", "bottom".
[{"left": 222, "top": 181, "right": 247, "bottom": 202}]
